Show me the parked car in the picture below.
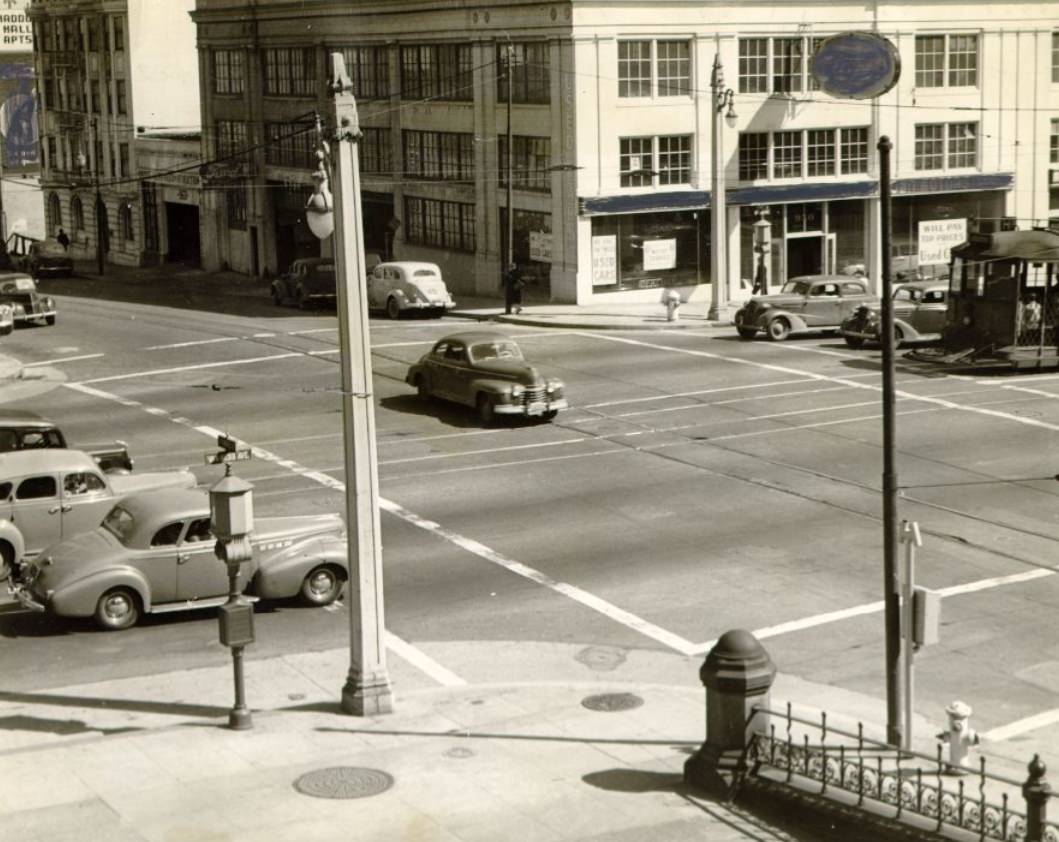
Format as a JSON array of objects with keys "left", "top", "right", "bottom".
[
  {"left": 0, "top": 409, "right": 134, "bottom": 473},
  {"left": 12, "top": 487, "right": 349, "bottom": 630},
  {"left": 0, "top": 273, "right": 57, "bottom": 326},
  {"left": 0, "top": 449, "right": 196, "bottom": 578},
  {"left": 840, "top": 281, "right": 950, "bottom": 349},
  {"left": 734, "top": 275, "right": 878, "bottom": 341},
  {"left": 406, "top": 330, "right": 568, "bottom": 423},
  {"left": 271, "top": 257, "right": 336, "bottom": 309},
  {"left": 369, "top": 261, "right": 455, "bottom": 319},
  {"left": 19, "top": 240, "right": 74, "bottom": 278}
]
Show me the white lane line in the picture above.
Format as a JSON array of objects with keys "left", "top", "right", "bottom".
[
  {"left": 613, "top": 385, "right": 852, "bottom": 419},
  {"left": 78, "top": 349, "right": 341, "bottom": 384},
  {"left": 63, "top": 379, "right": 696, "bottom": 660},
  {"left": 584, "top": 333, "right": 1059, "bottom": 435},
  {"left": 386, "top": 446, "right": 630, "bottom": 478},
  {"left": 288, "top": 328, "right": 338, "bottom": 335},
  {"left": 386, "top": 631, "right": 467, "bottom": 686},
  {"left": 251, "top": 332, "right": 277, "bottom": 338},
  {"left": 380, "top": 437, "right": 588, "bottom": 465},
  {"left": 22, "top": 353, "right": 105, "bottom": 366},
  {"left": 380, "top": 497, "right": 698, "bottom": 655},
  {"left": 145, "top": 337, "right": 241, "bottom": 350},
  {"left": 691, "top": 568, "right": 1057, "bottom": 655},
  {"left": 981, "top": 709, "right": 1059, "bottom": 742},
  {"left": 584, "top": 378, "right": 819, "bottom": 409},
  {"left": 759, "top": 343, "right": 864, "bottom": 360}
]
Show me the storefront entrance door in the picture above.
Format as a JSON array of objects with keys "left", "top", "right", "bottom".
[{"left": 787, "top": 235, "right": 823, "bottom": 277}]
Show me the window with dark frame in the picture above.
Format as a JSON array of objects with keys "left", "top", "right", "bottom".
[
  {"left": 498, "top": 42, "right": 551, "bottom": 104},
  {"left": 341, "top": 45, "right": 390, "bottom": 100},
  {"left": 404, "top": 129, "right": 474, "bottom": 182},
  {"left": 1051, "top": 119, "right": 1059, "bottom": 165},
  {"left": 620, "top": 136, "right": 653, "bottom": 186},
  {"left": 772, "top": 37, "right": 803, "bottom": 93},
  {"left": 226, "top": 183, "right": 247, "bottom": 230},
  {"left": 840, "top": 128, "right": 869, "bottom": 174},
  {"left": 739, "top": 133, "right": 768, "bottom": 180},
  {"left": 656, "top": 41, "right": 690, "bottom": 96},
  {"left": 116, "top": 79, "right": 127, "bottom": 114},
  {"left": 112, "top": 15, "right": 124, "bottom": 52},
  {"left": 1053, "top": 32, "right": 1059, "bottom": 84},
  {"left": 914, "top": 123, "right": 945, "bottom": 170},
  {"left": 806, "top": 129, "right": 835, "bottom": 176},
  {"left": 216, "top": 120, "right": 249, "bottom": 159},
  {"left": 265, "top": 121, "right": 315, "bottom": 168},
  {"left": 401, "top": 44, "right": 473, "bottom": 101},
  {"left": 72, "top": 195, "right": 84, "bottom": 231},
  {"left": 214, "top": 49, "right": 246, "bottom": 95},
  {"left": 618, "top": 39, "right": 690, "bottom": 98},
  {"left": 119, "top": 203, "right": 134, "bottom": 243},
  {"left": 739, "top": 127, "right": 870, "bottom": 179},
  {"left": 118, "top": 143, "right": 129, "bottom": 177},
  {"left": 618, "top": 41, "right": 651, "bottom": 97},
  {"left": 263, "top": 47, "right": 316, "bottom": 97},
  {"left": 498, "top": 135, "right": 552, "bottom": 191},
  {"left": 657, "top": 135, "right": 691, "bottom": 185},
  {"left": 772, "top": 130, "right": 802, "bottom": 178},
  {"left": 404, "top": 196, "right": 476, "bottom": 252},
  {"left": 914, "top": 122, "right": 977, "bottom": 170},
  {"left": 360, "top": 127, "right": 392, "bottom": 175},
  {"left": 739, "top": 38, "right": 768, "bottom": 93}
]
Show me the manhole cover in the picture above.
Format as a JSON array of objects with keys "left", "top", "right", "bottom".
[
  {"left": 294, "top": 767, "right": 394, "bottom": 799},
  {"left": 581, "top": 692, "right": 644, "bottom": 712}
]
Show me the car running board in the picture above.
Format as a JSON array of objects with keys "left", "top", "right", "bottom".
[{"left": 151, "top": 594, "right": 261, "bottom": 614}]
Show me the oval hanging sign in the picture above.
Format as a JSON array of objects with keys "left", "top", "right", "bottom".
[{"left": 812, "top": 31, "right": 901, "bottom": 99}]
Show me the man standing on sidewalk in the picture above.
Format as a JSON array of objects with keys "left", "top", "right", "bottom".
[{"left": 501, "top": 264, "right": 524, "bottom": 315}]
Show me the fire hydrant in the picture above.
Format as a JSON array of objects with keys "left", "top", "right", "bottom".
[
  {"left": 663, "top": 289, "right": 681, "bottom": 322},
  {"left": 936, "top": 700, "right": 979, "bottom": 773}
]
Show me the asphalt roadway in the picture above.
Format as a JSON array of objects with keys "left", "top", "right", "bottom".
[{"left": 3, "top": 276, "right": 1059, "bottom": 755}]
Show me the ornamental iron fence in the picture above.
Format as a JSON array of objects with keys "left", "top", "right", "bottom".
[{"left": 747, "top": 704, "right": 1058, "bottom": 842}]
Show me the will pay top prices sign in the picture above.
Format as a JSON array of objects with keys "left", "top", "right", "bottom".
[{"left": 917, "top": 219, "right": 967, "bottom": 267}]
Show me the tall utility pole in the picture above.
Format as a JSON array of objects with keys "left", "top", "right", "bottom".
[
  {"left": 708, "top": 52, "right": 734, "bottom": 321},
  {"left": 326, "top": 53, "right": 393, "bottom": 717},
  {"left": 90, "top": 116, "right": 104, "bottom": 275},
  {"left": 878, "top": 136, "right": 902, "bottom": 748},
  {"left": 505, "top": 42, "right": 514, "bottom": 275}
]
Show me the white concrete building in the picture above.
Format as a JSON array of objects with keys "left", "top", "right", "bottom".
[
  {"left": 29, "top": 0, "right": 200, "bottom": 267},
  {"left": 191, "top": 0, "right": 1059, "bottom": 306}
]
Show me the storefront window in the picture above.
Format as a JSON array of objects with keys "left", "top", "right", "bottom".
[
  {"left": 893, "top": 191, "right": 1005, "bottom": 280},
  {"left": 500, "top": 208, "right": 552, "bottom": 294},
  {"left": 739, "top": 205, "right": 783, "bottom": 291},
  {"left": 831, "top": 200, "right": 866, "bottom": 276},
  {"left": 590, "top": 210, "right": 705, "bottom": 291}
]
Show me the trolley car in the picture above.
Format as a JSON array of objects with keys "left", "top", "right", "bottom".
[{"left": 908, "top": 228, "right": 1059, "bottom": 370}]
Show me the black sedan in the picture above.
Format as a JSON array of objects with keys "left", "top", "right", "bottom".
[
  {"left": 405, "top": 331, "right": 568, "bottom": 423},
  {"left": 0, "top": 273, "right": 56, "bottom": 326}
]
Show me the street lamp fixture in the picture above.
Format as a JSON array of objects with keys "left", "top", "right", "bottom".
[
  {"left": 718, "top": 89, "right": 737, "bottom": 127},
  {"left": 305, "top": 151, "right": 335, "bottom": 240}
]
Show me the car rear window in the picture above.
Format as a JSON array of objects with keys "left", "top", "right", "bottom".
[{"left": 413, "top": 269, "right": 438, "bottom": 277}]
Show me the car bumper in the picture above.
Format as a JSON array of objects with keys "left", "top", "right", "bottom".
[
  {"left": 9, "top": 582, "right": 46, "bottom": 612},
  {"left": 402, "top": 301, "right": 454, "bottom": 311},
  {"left": 35, "top": 266, "right": 73, "bottom": 276},
  {"left": 13, "top": 308, "right": 56, "bottom": 323},
  {"left": 494, "top": 398, "right": 569, "bottom": 416}
]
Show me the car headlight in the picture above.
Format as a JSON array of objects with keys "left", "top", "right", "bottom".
[
  {"left": 545, "top": 379, "right": 562, "bottom": 393},
  {"left": 509, "top": 384, "right": 525, "bottom": 397},
  {"left": 13, "top": 304, "right": 24, "bottom": 315}
]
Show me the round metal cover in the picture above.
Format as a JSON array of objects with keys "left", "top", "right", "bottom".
[
  {"left": 581, "top": 692, "right": 644, "bottom": 712},
  {"left": 294, "top": 767, "right": 394, "bottom": 799}
]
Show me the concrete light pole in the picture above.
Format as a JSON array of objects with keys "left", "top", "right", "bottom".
[
  {"left": 504, "top": 42, "right": 515, "bottom": 274},
  {"left": 310, "top": 53, "right": 393, "bottom": 716},
  {"left": 90, "top": 116, "right": 104, "bottom": 276},
  {"left": 708, "top": 53, "right": 736, "bottom": 321}
]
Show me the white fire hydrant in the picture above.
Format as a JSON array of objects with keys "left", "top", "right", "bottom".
[
  {"left": 663, "top": 289, "right": 681, "bottom": 322},
  {"left": 936, "top": 700, "right": 979, "bottom": 772}
]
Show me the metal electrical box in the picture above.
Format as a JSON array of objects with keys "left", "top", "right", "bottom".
[
  {"left": 912, "top": 587, "right": 941, "bottom": 647},
  {"left": 219, "top": 600, "right": 255, "bottom": 647}
]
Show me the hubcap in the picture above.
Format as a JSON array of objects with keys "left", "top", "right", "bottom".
[
  {"left": 105, "top": 594, "right": 131, "bottom": 620},
  {"left": 310, "top": 571, "right": 334, "bottom": 597}
]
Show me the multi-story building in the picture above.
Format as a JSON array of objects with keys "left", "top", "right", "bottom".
[
  {"left": 28, "top": 0, "right": 199, "bottom": 267},
  {"left": 191, "top": 0, "right": 1059, "bottom": 307}
]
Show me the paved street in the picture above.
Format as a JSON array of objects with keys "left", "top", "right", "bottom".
[{"left": 3, "top": 281, "right": 1059, "bottom": 746}]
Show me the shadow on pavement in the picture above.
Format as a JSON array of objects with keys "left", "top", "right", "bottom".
[
  {"left": 581, "top": 768, "right": 683, "bottom": 793},
  {"left": 0, "top": 689, "right": 229, "bottom": 719},
  {"left": 314, "top": 725, "right": 696, "bottom": 747},
  {"left": 0, "top": 714, "right": 141, "bottom": 737}
]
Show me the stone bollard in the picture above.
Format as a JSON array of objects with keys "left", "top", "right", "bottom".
[
  {"left": 1023, "top": 754, "right": 1052, "bottom": 842},
  {"left": 684, "top": 629, "right": 776, "bottom": 799}
]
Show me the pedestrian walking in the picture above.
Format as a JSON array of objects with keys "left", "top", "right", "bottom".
[
  {"left": 56, "top": 228, "right": 70, "bottom": 250},
  {"left": 501, "top": 264, "right": 524, "bottom": 315}
]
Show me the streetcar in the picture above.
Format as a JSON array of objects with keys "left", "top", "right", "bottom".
[{"left": 908, "top": 228, "right": 1059, "bottom": 370}]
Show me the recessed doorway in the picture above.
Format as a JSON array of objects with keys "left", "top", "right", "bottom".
[{"left": 786, "top": 235, "right": 823, "bottom": 277}]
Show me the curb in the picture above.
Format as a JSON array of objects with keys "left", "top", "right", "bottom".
[{"left": 448, "top": 312, "right": 727, "bottom": 331}]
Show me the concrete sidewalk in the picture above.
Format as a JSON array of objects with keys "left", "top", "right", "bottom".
[{"left": 3, "top": 633, "right": 1049, "bottom": 842}]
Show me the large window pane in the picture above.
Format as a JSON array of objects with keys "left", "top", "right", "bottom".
[
  {"left": 739, "top": 133, "right": 768, "bottom": 180},
  {"left": 773, "top": 130, "right": 802, "bottom": 178},
  {"left": 806, "top": 129, "right": 835, "bottom": 176},
  {"left": 915, "top": 35, "right": 945, "bottom": 87},
  {"left": 618, "top": 41, "right": 651, "bottom": 97},
  {"left": 656, "top": 40, "right": 690, "bottom": 96},
  {"left": 739, "top": 38, "right": 768, "bottom": 93},
  {"left": 620, "top": 136, "right": 653, "bottom": 186}
]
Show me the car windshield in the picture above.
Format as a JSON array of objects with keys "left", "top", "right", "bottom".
[
  {"left": 103, "top": 505, "right": 136, "bottom": 544},
  {"left": 780, "top": 281, "right": 811, "bottom": 295},
  {"left": 470, "top": 341, "right": 523, "bottom": 362}
]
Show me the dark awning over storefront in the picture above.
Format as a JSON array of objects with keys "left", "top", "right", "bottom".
[{"left": 578, "top": 173, "right": 1014, "bottom": 217}]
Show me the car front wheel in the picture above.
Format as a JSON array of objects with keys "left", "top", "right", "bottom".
[
  {"left": 415, "top": 375, "right": 431, "bottom": 401},
  {"left": 477, "top": 394, "right": 495, "bottom": 424},
  {"left": 737, "top": 327, "right": 757, "bottom": 340},
  {"left": 766, "top": 318, "right": 791, "bottom": 341},
  {"left": 45, "top": 315, "right": 56, "bottom": 326},
  {"left": 94, "top": 587, "right": 141, "bottom": 631},
  {"left": 844, "top": 335, "right": 865, "bottom": 349},
  {"left": 300, "top": 565, "right": 344, "bottom": 606}
]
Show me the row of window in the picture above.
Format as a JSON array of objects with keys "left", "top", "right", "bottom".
[
  {"left": 739, "top": 128, "right": 869, "bottom": 180},
  {"left": 212, "top": 43, "right": 551, "bottom": 104},
  {"left": 46, "top": 193, "right": 135, "bottom": 244},
  {"left": 37, "top": 15, "right": 124, "bottom": 54},
  {"left": 43, "top": 77, "right": 127, "bottom": 116},
  {"left": 45, "top": 135, "right": 130, "bottom": 180}
]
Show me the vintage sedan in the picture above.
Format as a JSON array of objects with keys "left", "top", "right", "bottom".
[
  {"left": 734, "top": 275, "right": 877, "bottom": 341},
  {"left": 270, "top": 257, "right": 337, "bottom": 309},
  {"left": 841, "top": 281, "right": 949, "bottom": 349},
  {"left": 21, "top": 240, "right": 74, "bottom": 278},
  {"left": 0, "top": 449, "right": 196, "bottom": 578},
  {"left": 406, "top": 331, "right": 568, "bottom": 423},
  {"left": 0, "top": 273, "right": 56, "bottom": 326},
  {"left": 12, "top": 487, "right": 349, "bottom": 630},
  {"left": 369, "top": 261, "right": 455, "bottom": 319},
  {"left": 0, "top": 409, "right": 133, "bottom": 473}
]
